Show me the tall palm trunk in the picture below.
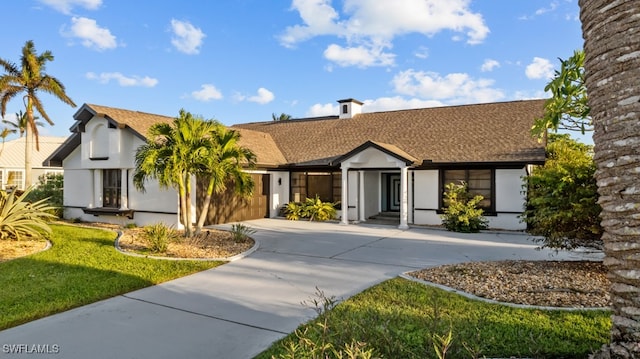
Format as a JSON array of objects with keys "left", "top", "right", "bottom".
[
  {"left": 24, "top": 100, "right": 34, "bottom": 188},
  {"left": 579, "top": 1, "right": 640, "bottom": 357}
]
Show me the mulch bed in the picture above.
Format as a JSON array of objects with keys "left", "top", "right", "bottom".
[
  {"left": 117, "top": 227, "right": 254, "bottom": 259},
  {"left": 409, "top": 260, "right": 610, "bottom": 308}
]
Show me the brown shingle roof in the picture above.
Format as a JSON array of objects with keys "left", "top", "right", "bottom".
[
  {"left": 70, "top": 104, "right": 286, "bottom": 166},
  {"left": 233, "top": 99, "right": 547, "bottom": 165},
  {"left": 81, "top": 104, "right": 174, "bottom": 139}
]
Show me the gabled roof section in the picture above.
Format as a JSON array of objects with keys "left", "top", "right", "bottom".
[
  {"left": 233, "top": 99, "right": 547, "bottom": 165},
  {"left": 233, "top": 128, "right": 286, "bottom": 166},
  {"left": 73, "top": 103, "right": 174, "bottom": 140},
  {"left": 0, "top": 136, "right": 69, "bottom": 168},
  {"left": 51, "top": 103, "right": 287, "bottom": 167},
  {"left": 43, "top": 133, "right": 80, "bottom": 167},
  {"left": 333, "top": 140, "right": 419, "bottom": 166}
]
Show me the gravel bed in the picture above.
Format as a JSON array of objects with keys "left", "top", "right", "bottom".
[{"left": 409, "top": 260, "right": 610, "bottom": 308}]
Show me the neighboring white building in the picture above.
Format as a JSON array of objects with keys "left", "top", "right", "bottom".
[
  {"left": 0, "top": 136, "right": 67, "bottom": 190},
  {"left": 47, "top": 99, "right": 547, "bottom": 230}
]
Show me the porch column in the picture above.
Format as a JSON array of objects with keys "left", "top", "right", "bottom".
[
  {"left": 340, "top": 166, "right": 349, "bottom": 225},
  {"left": 120, "top": 169, "right": 128, "bottom": 209},
  {"left": 93, "top": 169, "right": 102, "bottom": 208},
  {"left": 399, "top": 165, "right": 409, "bottom": 229},
  {"left": 358, "top": 170, "right": 366, "bottom": 222}
]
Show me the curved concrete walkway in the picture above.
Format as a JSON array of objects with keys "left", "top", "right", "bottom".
[{"left": 0, "top": 219, "right": 600, "bottom": 358}]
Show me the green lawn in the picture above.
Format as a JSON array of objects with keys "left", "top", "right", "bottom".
[
  {"left": 0, "top": 223, "right": 222, "bottom": 330},
  {"left": 256, "top": 278, "right": 611, "bottom": 359}
]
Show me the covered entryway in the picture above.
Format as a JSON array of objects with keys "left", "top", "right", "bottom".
[
  {"left": 334, "top": 141, "right": 418, "bottom": 229},
  {"left": 197, "top": 173, "right": 270, "bottom": 225}
]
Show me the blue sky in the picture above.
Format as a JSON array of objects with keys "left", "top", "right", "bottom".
[{"left": 0, "top": 0, "right": 585, "bottom": 141}]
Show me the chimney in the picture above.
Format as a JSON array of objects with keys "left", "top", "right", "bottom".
[{"left": 337, "top": 98, "right": 363, "bottom": 119}]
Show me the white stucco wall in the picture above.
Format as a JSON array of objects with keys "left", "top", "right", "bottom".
[
  {"left": 495, "top": 168, "right": 527, "bottom": 212},
  {"left": 81, "top": 117, "right": 138, "bottom": 169},
  {"left": 363, "top": 171, "right": 379, "bottom": 220},
  {"left": 412, "top": 170, "right": 440, "bottom": 225},
  {"left": 488, "top": 168, "right": 527, "bottom": 230},
  {"left": 347, "top": 171, "right": 358, "bottom": 220},
  {"left": 63, "top": 116, "right": 182, "bottom": 227},
  {"left": 269, "top": 171, "right": 289, "bottom": 217}
]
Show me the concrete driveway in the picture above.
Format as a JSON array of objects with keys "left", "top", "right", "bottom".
[{"left": 0, "top": 219, "right": 596, "bottom": 359}]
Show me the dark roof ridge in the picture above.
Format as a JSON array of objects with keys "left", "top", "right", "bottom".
[{"left": 357, "top": 98, "right": 548, "bottom": 117}]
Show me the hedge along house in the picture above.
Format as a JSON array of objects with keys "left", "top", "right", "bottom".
[{"left": 46, "top": 99, "right": 546, "bottom": 230}]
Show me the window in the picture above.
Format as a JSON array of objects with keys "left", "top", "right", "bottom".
[
  {"left": 441, "top": 169, "right": 493, "bottom": 211},
  {"left": 342, "top": 104, "right": 348, "bottom": 114},
  {"left": 290, "top": 171, "right": 341, "bottom": 204},
  {"left": 103, "top": 169, "right": 121, "bottom": 208},
  {"left": 7, "top": 170, "right": 24, "bottom": 190}
]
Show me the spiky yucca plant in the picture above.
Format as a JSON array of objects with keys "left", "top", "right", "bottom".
[{"left": 0, "top": 187, "right": 57, "bottom": 240}]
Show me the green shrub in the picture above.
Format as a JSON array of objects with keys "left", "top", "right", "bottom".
[
  {"left": 24, "top": 173, "right": 63, "bottom": 218},
  {"left": 142, "top": 223, "right": 180, "bottom": 253},
  {"left": 229, "top": 223, "right": 256, "bottom": 242},
  {"left": 284, "top": 196, "right": 338, "bottom": 222},
  {"left": 303, "top": 195, "right": 338, "bottom": 221},
  {"left": 440, "top": 182, "right": 488, "bottom": 233},
  {"left": 0, "top": 187, "right": 57, "bottom": 241},
  {"left": 284, "top": 202, "right": 302, "bottom": 220},
  {"left": 521, "top": 134, "right": 602, "bottom": 249}
]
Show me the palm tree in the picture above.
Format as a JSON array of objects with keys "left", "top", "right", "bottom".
[
  {"left": 2, "top": 110, "right": 43, "bottom": 138},
  {"left": 134, "top": 110, "right": 222, "bottom": 237},
  {"left": 0, "top": 40, "right": 76, "bottom": 187},
  {"left": 194, "top": 125, "right": 256, "bottom": 234},
  {"left": 579, "top": 1, "right": 640, "bottom": 357},
  {"left": 272, "top": 112, "right": 292, "bottom": 121}
]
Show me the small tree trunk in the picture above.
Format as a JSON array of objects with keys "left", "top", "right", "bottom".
[
  {"left": 177, "top": 175, "right": 189, "bottom": 236},
  {"left": 184, "top": 173, "right": 193, "bottom": 238},
  {"left": 195, "top": 178, "right": 215, "bottom": 235}
]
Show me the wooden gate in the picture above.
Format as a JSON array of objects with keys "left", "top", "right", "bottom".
[{"left": 196, "top": 173, "right": 270, "bottom": 225}]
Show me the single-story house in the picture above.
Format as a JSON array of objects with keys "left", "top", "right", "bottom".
[
  {"left": 0, "top": 135, "right": 67, "bottom": 190},
  {"left": 46, "top": 99, "right": 546, "bottom": 230}
]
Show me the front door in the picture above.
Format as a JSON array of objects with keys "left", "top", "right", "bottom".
[{"left": 385, "top": 173, "right": 401, "bottom": 211}]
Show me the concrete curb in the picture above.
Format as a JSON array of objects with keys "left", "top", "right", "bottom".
[
  {"left": 399, "top": 272, "right": 609, "bottom": 312},
  {"left": 114, "top": 231, "right": 260, "bottom": 262}
]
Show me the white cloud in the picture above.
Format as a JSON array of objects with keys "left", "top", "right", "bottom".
[
  {"left": 535, "top": 1, "right": 559, "bottom": 16},
  {"left": 362, "top": 97, "right": 444, "bottom": 112},
  {"left": 281, "top": 0, "right": 489, "bottom": 68},
  {"left": 414, "top": 46, "right": 429, "bottom": 59},
  {"left": 480, "top": 59, "right": 500, "bottom": 72},
  {"left": 191, "top": 84, "right": 223, "bottom": 101},
  {"left": 64, "top": 17, "right": 117, "bottom": 51},
  {"left": 305, "top": 96, "right": 444, "bottom": 117},
  {"left": 392, "top": 69, "right": 505, "bottom": 104},
  {"left": 247, "top": 88, "right": 275, "bottom": 104},
  {"left": 306, "top": 103, "right": 338, "bottom": 117},
  {"left": 38, "top": 0, "right": 101, "bottom": 14},
  {"left": 86, "top": 72, "right": 158, "bottom": 87},
  {"left": 170, "top": 19, "right": 205, "bottom": 55},
  {"left": 525, "top": 57, "right": 554, "bottom": 79},
  {"left": 323, "top": 43, "right": 395, "bottom": 67}
]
